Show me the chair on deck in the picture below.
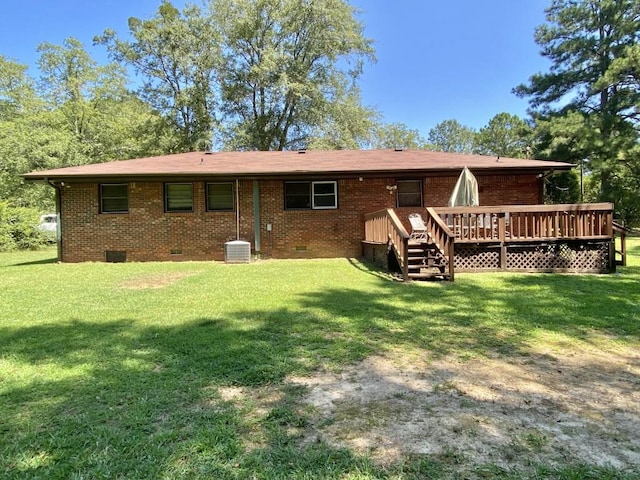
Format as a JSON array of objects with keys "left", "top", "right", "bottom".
[{"left": 408, "top": 213, "right": 428, "bottom": 242}]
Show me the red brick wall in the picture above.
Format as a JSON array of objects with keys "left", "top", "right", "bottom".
[
  {"left": 59, "top": 173, "right": 542, "bottom": 262},
  {"left": 60, "top": 181, "right": 254, "bottom": 262},
  {"left": 424, "top": 174, "right": 542, "bottom": 207},
  {"left": 258, "top": 178, "right": 396, "bottom": 258}
]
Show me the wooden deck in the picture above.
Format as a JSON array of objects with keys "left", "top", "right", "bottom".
[{"left": 363, "top": 203, "right": 625, "bottom": 281}]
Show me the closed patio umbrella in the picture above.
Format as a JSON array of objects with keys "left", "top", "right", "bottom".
[{"left": 448, "top": 166, "right": 479, "bottom": 207}]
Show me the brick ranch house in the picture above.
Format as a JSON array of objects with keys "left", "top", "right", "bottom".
[{"left": 25, "top": 149, "right": 574, "bottom": 263}]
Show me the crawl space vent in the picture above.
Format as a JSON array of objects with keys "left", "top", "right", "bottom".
[
  {"left": 224, "top": 240, "right": 251, "bottom": 263},
  {"left": 105, "top": 250, "right": 126, "bottom": 263}
]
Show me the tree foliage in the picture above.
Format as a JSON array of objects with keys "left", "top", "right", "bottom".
[
  {"left": 0, "top": 201, "right": 48, "bottom": 251},
  {"left": 0, "top": 41, "right": 173, "bottom": 213},
  {"left": 99, "top": 0, "right": 374, "bottom": 152},
  {"left": 475, "top": 113, "right": 533, "bottom": 158},
  {"left": 97, "top": 2, "right": 219, "bottom": 152},
  {"left": 515, "top": 0, "right": 640, "bottom": 223},
  {"left": 305, "top": 85, "right": 378, "bottom": 150},
  {"left": 427, "top": 119, "right": 476, "bottom": 153},
  {"left": 369, "top": 121, "right": 427, "bottom": 150},
  {"left": 212, "top": 0, "right": 374, "bottom": 150},
  {"left": 0, "top": 56, "right": 39, "bottom": 119}
]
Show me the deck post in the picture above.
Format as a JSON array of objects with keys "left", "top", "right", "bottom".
[
  {"left": 402, "top": 237, "right": 409, "bottom": 282},
  {"left": 500, "top": 243, "right": 507, "bottom": 270},
  {"left": 448, "top": 239, "right": 455, "bottom": 281},
  {"left": 609, "top": 240, "right": 616, "bottom": 273}
]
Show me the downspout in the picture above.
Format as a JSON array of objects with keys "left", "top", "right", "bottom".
[
  {"left": 46, "top": 178, "right": 62, "bottom": 262},
  {"left": 253, "top": 180, "right": 261, "bottom": 253}
]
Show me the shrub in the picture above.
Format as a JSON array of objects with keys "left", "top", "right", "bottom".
[{"left": 0, "top": 202, "right": 49, "bottom": 251}]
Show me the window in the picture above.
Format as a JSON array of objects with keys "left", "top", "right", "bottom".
[
  {"left": 284, "top": 181, "right": 337, "bottom": 210},
  {"left": 312, "top": 181, "right": 338, "bottom": 209},
  {"left": 165, "top": 183, "right": 193, "bottom": 212},
  {"left": 100, "top": 184, "right": 128, "bottom": 213},
  {"left": 285, "top": 182, "right": 311, "bottom": 209},
  {"left": 396, "top": 180, "right": 422, "bottom": 207},
  {"left": 206, "top": 182, "right": 234, "bottom": 211}
]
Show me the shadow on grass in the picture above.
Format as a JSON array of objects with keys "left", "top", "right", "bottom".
[
  {"left": 0, "top": 249, "right": 58, "bottom": 267},
  {"left": 11, "top": 257, "right": 58, "bottom": 266},
  {"left": 1, "top": 266, "right": 639, "bottom": 478},
  {"left": 0, "top": 312, "right": 463, "bottom": 478}
]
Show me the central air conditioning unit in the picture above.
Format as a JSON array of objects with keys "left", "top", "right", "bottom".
[{"left": 224, "top": 240, "right": 251, "bottom": 263}]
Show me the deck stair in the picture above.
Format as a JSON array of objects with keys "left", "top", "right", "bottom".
[{"left": 407, "top": 240, "right": 450, "bottom": 280}]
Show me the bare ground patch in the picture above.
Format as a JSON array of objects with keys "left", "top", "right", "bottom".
[
  {"left": 289, "top": 343, "right": 640, "bottom": 474},
  {"left": 118, "top": 272, "right": 195, "bottom": 290}
]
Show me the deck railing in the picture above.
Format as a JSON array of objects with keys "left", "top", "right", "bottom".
[
  {"left": 435, "top": 203, "right": 614, "bottom": 243},
  {"left": 364, "top": 208, "right": 410, "bottom": 280}
]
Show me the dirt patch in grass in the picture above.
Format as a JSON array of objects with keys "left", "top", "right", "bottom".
[
  {"left": 118, "top": 272, "right": 195, "bottom": 290},
  {"left": 290, "top": 343, "right": 640, "bottom": 474}
]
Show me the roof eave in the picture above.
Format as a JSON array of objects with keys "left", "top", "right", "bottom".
[{"left": 23, "top": 163, "right": 575, "bottom": 183}]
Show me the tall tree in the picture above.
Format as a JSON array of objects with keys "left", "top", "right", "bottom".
[
  {"left": 38, "top": 38, "right": 173, "bottom": 164},
  {"left": 97, "top": 1, "right": 220, "bottom": 152},
  {"left": 305, "top": 84, "right": 378, "bottom": 150},
  {"left": 0, "top": 43, "right": 173, "bottom": 211},
  {"left": 99, "top": 0, "right": 375, "bottom": 152},
  {"left": 212, "top": 0, "right": 375, "bottom": 150},
  {"left": 515, "top": 0, "right": 640, "bottom": 221},
  {"left": 475, "top": 112, "right": 533, "bottom": 158},
  {"left": 0, "top": 56, "right": 66, "bottom": 208},
  {"left": 370, "top": 121, "right": 426, "bottom": 150},
  {"left": 0, "top": 56, "right": 39, "bottom": 119},
  {"left": 427, "top": 119, "right": 476, "bottom": 153}
]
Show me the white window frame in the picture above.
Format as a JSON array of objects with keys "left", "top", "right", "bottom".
[{"left": 311, "top": 181, "right": 338, "bottom": 210}]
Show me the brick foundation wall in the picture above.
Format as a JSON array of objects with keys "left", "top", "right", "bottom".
[{"left": 59, "top": 173, "right": 542, "bottom": 262}]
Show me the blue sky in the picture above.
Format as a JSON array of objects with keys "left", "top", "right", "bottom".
[{"left": 0, "top": 0, "right": 551, "bottom": 136}]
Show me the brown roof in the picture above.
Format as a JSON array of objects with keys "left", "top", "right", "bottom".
[{"left": 24, "top": 149, "right": 574, "bottom": 181}]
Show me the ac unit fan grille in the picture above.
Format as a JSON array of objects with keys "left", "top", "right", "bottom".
[{"left": 224, "top": 241, "right": 251, "bottom": 263}]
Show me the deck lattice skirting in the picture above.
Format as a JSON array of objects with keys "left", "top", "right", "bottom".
[{"left": 454, "top": 240, "right": 611, "bottom": 273}]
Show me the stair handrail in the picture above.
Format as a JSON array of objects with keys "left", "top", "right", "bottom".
[
  {"left": 364, "top": 208, "right": 410, "bottom": 281},
  {"left": 424, "top": 207, "right": 456, "bottom": 281},
  {"left": 612, "top": 221, "right": 632, "bottom": 267}
]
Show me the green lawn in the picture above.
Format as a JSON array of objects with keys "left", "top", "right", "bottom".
[{"left": 1, "top": 240, "right": 639, "bottom": 479}]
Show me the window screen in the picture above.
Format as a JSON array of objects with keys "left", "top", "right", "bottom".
[
  {"left": 100, "top": 184, "right": 128, "bottom": 213},
  {"left": 165, "top": 183, "right": 193, "bottom": 212},
  {"left": 206, "top": 183, "right": 234, "bottom": 211},
  {"left": 285, "top": 182, "right": 311, "bottom": 209},
  {"left": 396, "top": 180, "right": 422, "bottom": 207}
]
